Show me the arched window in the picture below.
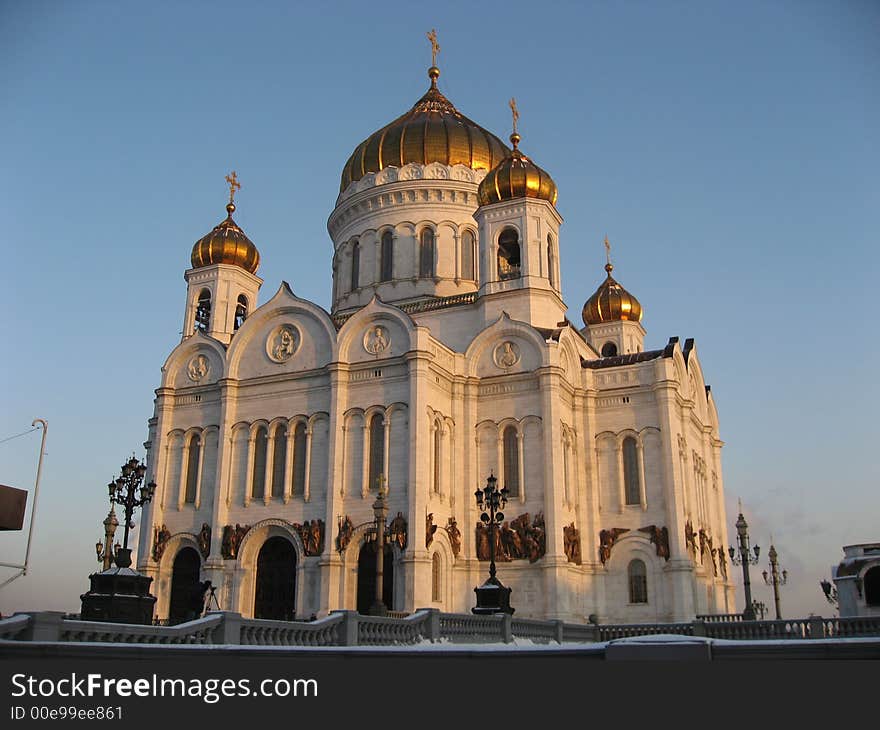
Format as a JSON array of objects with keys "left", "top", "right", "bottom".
[
  {"left": 184, "top": 434, "right": 200, "bottom": 504},
  {"left": 502, "top": 425, "right": 520, "bottom": 497},
  {"left": 271, "top": 425, "right": 286, "bottom": 499},
  {"left": 368, "top": 413, "right": 385, "bottom": 492},
  {"left": 234, "top": 294, "right": 248, "bottom": 331},
  {"left": 432, "top": 552, "right": 442, "bottom": 601},
  {"left": 628, "top": 559, "right": 648, "bottom": 603},
  {"left": 601, "top": 342, "right": 618, "bottom": 357},
  {"left": 547, "top": 234, "right": 555, "bottom": 288},
  {"left": 623, "top": 436, "right": 640, "bottom": 505},
  {"left": 292, "top": 422, "right": 307, "bottom": 496},
  {"left": 432, "top": 423, "right": 441, "bottom": 494},
  {"left": 350, "top": 240, "right": 360, "bottom": 291},
  {"left": 419, "top": 228, "right": 435, "bottom": 278},
  {"left": 461, "top": 230, "right": 476, "bottom": 280},
  {"left": 380, "top": 231, "right": 394, "bottom": 282},
  {"left": 497, "top": 228, "right": 520, "bottom": 280},
  {"left": 194, "top": 289, "right": 212, "bottom": 333},
  {"left": 251, "top": 426, "right": 268, "bottom": 499},
  {"left": 865, "top": 566, "right": 880, "bottom": 606}
]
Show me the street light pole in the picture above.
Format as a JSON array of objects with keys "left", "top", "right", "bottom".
[
  {"left": 369, "top": 476, "right": 389, "bottom": 616},
  {"left": 728, "top": 503, "right": 760, "bottom": 620},
  {"left": 472, "top": 473, "right": 514, "bottom": 615},
  {"left": 762, "top": 543, "right": 788, "bottom": 620}
]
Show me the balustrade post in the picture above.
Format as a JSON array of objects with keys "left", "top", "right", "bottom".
[
  {"left": 501, "top": 613, "right": 513, "bottom": 643},
  {"left": 554, "top": 620, "right": 564, "bottom": 644},
  {"left": 692, "top": 619, "right": 706, "bottom": 637},
  {"left": 808, "top": 616, "right": 826, "bottom": 640},
  {"left": 215, "top": 612, "right": 242, "bottom": 645},
  {"left": 334, "top": 610, "right": 359, "bottom": 646},
  {"left": 21, "top": 611, "right": 64, "bottom": 642}
]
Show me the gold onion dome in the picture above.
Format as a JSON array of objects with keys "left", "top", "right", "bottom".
[
  {"left": 339, "top": 65, "right": 510, "bottom": 193},
  {"left": 477, "top": 130, "right": 558, "bottom": 207},
  {"left": 191, "top": 173, "right": 260, "bottom": 274},
  {"left": 582, "top": 252, "right": 642, "bottom": 326}
]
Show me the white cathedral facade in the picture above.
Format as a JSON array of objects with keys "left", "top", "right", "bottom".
[{"left": 136, "top": 59, "right": 735, "bottom": 624}]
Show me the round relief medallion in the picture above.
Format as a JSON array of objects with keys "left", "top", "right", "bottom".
[
  {"left": 267, "top": 324, "right": 300, "bottom": 363},
  {"left": 363, "top": 325, "right": 390, "bottom": 355},
  {"left": 187, "top": 354, "right": 210, "bottom": 382},
  {"left": 494, "top": 340, "right": 520, "bottom": 369}
]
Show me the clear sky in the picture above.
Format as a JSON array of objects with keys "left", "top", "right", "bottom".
[{"left": 1, "top": 0, "right": 877, "bottom": 620}]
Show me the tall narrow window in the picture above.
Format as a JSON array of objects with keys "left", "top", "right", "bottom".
[
  {"left": 419, "top": 228, "right": 435, "bottom": 278},
  {"left": 432, "top": 553, "right": 442, "bottom": 601},
  {"left": 380, "top": 231, "right": 394, "bottom": 282},
  {"left": 184, "top": 434, "right": 200, "bottom": 504},
  {"left": 601, "top": 342, "right": 618, "bottom": 357},
  {"left": 461, "top": 230, "right": 475, "bottom": 280},
  {"left": 350, "top": 240, "right": 360, "bottom": 291},
  {"left": 628, "top": 559, "right": 648, "bottom": 603},
  {"left": 195, "top": 289, "right": 212, "bottom": 333},
  {"left": 251, "top": 427, "right": 268, "bottom": 499},
  {"left": 497, "top": 228, "right": 520, "bottom": 280},
  {"left": 271, "top": 425, "right": 286, "bottom": 499},
  {"left": 234, "top": 295, "right": 248, "bottom": 331},
  {"left": 502, "top": 425, "right": 520, "bottom": 497},
  {"left": 292, "top": 422, "right": 307, "bottom": 496},
  {"left": 623, "top": 437, "right": 640, "bottom": 505},
  {"left": 432, "top": 423, "right": 441, "bottom": 494},
  {"left": 368, "top": 413, "right": 385, "bottom": 492},
  {"left": 547, "top": 234, "right": 555, "bottom": 288}
]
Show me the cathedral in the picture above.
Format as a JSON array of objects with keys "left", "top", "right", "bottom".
[{"left": 136, "top": 46, "right": 735, "bottom": 624}]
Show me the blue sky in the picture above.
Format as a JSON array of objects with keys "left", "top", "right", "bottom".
[{"left": 1, "top": 0, "right": 877, "bottom": 619}]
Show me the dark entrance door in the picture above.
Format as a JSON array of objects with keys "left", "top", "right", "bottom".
[
  {"left": 168, "top": 547, "right": 201, "bottom": 623},
  {"left": 356, "top": 541, "right": 393, "bottom": 614},
  {"left": 254, "top": 537, "right": 297, "bottom": 620}
]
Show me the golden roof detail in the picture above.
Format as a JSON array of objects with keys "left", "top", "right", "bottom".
[
  {"left": 190, "top": 174, "right": 259, "bottom": 274},
  {"left": 582, "top": 239, "right": 642, "bottom": 325}
]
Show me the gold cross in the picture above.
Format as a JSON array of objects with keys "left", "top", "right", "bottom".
[
  {"left": 225, "top": 171, "right": 241, "bottom": 205},
  {"left": 604, "top": 235, "right": 612, "bottom": 266},
  {"left": 509, "top": 97, "right": 519, "bottom": 135},
  {"left": 427, "top": 28, "right": 440, "bottom": 66}
]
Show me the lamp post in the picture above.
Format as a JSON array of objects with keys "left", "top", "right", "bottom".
[
  {"left": 472, "top": 473, "right": 514, "bottom": 615},
  {"left": 107, "top": 455, "right": 156, "bottom": 568},
  {"left": 728, "top": 505, "right": 760, "bottom": 620},
  {"left": 762, "top": 543, "right": 788, "bottom": 619},
  {"left": 95, "top": 500, "right": 120, "bottom": 571},
  {"left": 369, "top": 476, "right": 389, "bottom": 616}
]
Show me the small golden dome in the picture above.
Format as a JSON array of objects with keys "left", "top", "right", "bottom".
[
  {"left": 339, "top": 66, "right": 510, "bottom": 193},
  {"left": 582, "top": 262, "right": 642, "bottom": 326},
  {"left": 191, "top": 202, "right": 260, "bottom": 274},
  {"left": 477, "top": 132, "right": 558, "bottom": 207}
]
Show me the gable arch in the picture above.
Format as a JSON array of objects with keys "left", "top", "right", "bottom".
[
  {"left": 161, "top": 333, "right": 228, "bottom": 389},
  {"left": 336, "top": 296, "right": 416, "bottom": 364},
  {"left": 464, "top": 313, "right": 549, "bottom": 377}
]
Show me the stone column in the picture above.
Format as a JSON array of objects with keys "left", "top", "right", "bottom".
[
  {"left": 263, "top": 429, "right": 275, "bottom": 506},
  {"left": 616, "top": 442, "right": 626, "bottom": 513},
  {"left": 636, "top": 439, "right": 647, "bottom": 511},
  {"left": 194, "top": 432, "right": 206, "bottom": 510},
  {"left": 303, "top": 426, "right": 313, "bottom": 503},
  {"left": 283, "top": 424, "right": 295, "bottom": 504},
  {"left": 243, "top": 433, "right": 255, "bottom": 507}
]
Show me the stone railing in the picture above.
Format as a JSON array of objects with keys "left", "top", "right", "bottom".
[{"left": 3, "top": 610, "right": 880, "bottom": 647}]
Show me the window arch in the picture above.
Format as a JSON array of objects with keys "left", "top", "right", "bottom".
[
  {"left": 350, "top": 240, "right": 360, "bottom": 291},
  {"left": 502, "top": 425, "right": 520, "bottom": 497},
  {"left": 292, "top": 422, "right": 307, "bottom": 496},
  {"left": 194, "top": 289, "right": 212, "bottom": 333},
  {"left": 419, "top": 228, "right": 435, "bottom": 278},
  {"left": 623, "top": 436, "right": 640, "bottom": 505},
  {"left": 497, "top": 228, "right": 521, "bottom": 280},
  {"left": 380, "top": 230, "right": 394, "bottom": 282},
  {"left": 628, "top": 559, "right": 648, "bottom": 603},
  {"left": 547, "top": 234, "right": 555, "bottom": 288},
  {"left": 234, "top": 294, "right": 248, "bottom": 331},
  {"left": 432, "top": 552, "right": 442, "bottom": 602},
  {"left": 184, "top": 434, "right": 200, "bottom": 504},
  {"left": 368, "top": 413, "right": 385, "bottom": 492},
  {"left": 601, "top": 342, "right": 618, "bottom": 357},
  {"left": 251, "top": 426, "right": 268, "bottom": 499},
  {"left": 461, "top": 230, "right": 476, "bottom": 281},
  {"left": 271, "top": 424, "right": 286, "bottom": 499}
]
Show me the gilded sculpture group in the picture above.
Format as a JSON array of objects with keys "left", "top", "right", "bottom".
[{"left": 475, "top": 512, "right": 546, "bottom": 563}]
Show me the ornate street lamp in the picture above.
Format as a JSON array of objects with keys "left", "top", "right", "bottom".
[
  {"left": 107, "top": 455, "right": 156, "bottom": 568},
  {"left": 369, "top": 476, "right": 389, "bottom": 616},
  {"left": 95, "top": 499, "right": 120, "bottom": 571},
  {"left": 472, "top": 473, "right": 514, "bottom": 615},
  {"left": 728, "top": 504, "right": 760, "bottom": 620},
  {"left": 761, "top": 542, "right": 788, "bottom": 619}
]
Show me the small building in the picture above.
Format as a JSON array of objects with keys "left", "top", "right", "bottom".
[{"left": 832, "top": 543, "right": 880, "bottom": 617}]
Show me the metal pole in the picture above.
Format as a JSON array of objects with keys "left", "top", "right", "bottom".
[
  {"left": 22, "top": 419, "right": 48, "bottom": 575},
  {"left": 374, "top": 510, "right": 385, "bottom": 611},
  {"left": 739, "top": 528, "right": 754, "bottom": 618},
  {"left": 769, "top": 546, "right": 782, "bottom": 620},
  {"left": 488, "top": 504, "right": 497, "bottom": 582}
]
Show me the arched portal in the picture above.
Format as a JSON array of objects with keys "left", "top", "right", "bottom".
[
  {"left": 168, "top": 547, "right": 202, "bottom": 624},
  {"left": 356, "top": 540, "right": 393, "bottom": 615},
  {"left": 254, "top": 536, "right": 297, "bottom": 620}
]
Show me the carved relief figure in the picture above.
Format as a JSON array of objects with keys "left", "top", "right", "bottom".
[
  {"left": 684, "top": 519, "right": 697, "bottom": 557},
  {"left": 638, "top": 524, "right": 670, "bottom": 561},
  {"left": 475, "top": 512, "right": 545, "bottom": 563},
  {"left": 494, "top": 340, "right": 520, "bottom": 368},
  {"left": 221, "top": 523, "right": 249, "bottom": 560},
  {"left": 298, "top": 519, "right": 325, "bottom": 557},
  {"left": 336, "top": 516, "right": 354, "bottom": 553},
  {"left": 152, "top": 524, "right": 171, "bottom": 562},
  {"left": 475, "top": 522, "right": 490, "bottom": 561},
  {"left": 698, "top": 528, "right": 708, "bottom": 563},
  {"left": 445, "top": 517, "right": 461, "bottom": 557},
  {"left": 187, "top": 354, "right": 209, "bottom": 382},
  {"left": 197, "top": 523, "right": 211, "bottom": 559},
  {"left": 364, "top": 325, "right": 389, "bottom": 354},
  {"left": 388, "top": 512, "right": 407, "bottom": 550},
  {"left": 598, "top": 527, "right": 629, "bottom": 565},
  {"left": 718, "top": 545, "right": 728, "bottom": 577},
  {"left": 564, "top": 522, "right": 582, "bottom": 565},
  {"left": 425, "top": 513, "right": 438, "bottom": 549},
  {"left": 269, "top": 326, "right": 299, "bottom": 362}
]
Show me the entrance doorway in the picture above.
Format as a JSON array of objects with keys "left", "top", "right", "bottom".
[
  {"left": 356, "top": 540, "right": 394, "bottom": 614},
  {"left": 168, "top": 547, "right": 202, "bottom": 623},
  {"left": 254, "top": 536, "right": 297, "bottom": 620}
]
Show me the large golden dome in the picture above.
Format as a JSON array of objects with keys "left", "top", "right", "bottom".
[
  {"left": 191, "top": 202, "right": 260, "bottom": 274},
  {"left": 582, "top": 262, "right": 642, "bottom": 326},
  {"left": 477, "top": 132, "right": 557, "bottom": 207},
  {"left": 339, "top": 66, "right": 510, "bottom": 193}
]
